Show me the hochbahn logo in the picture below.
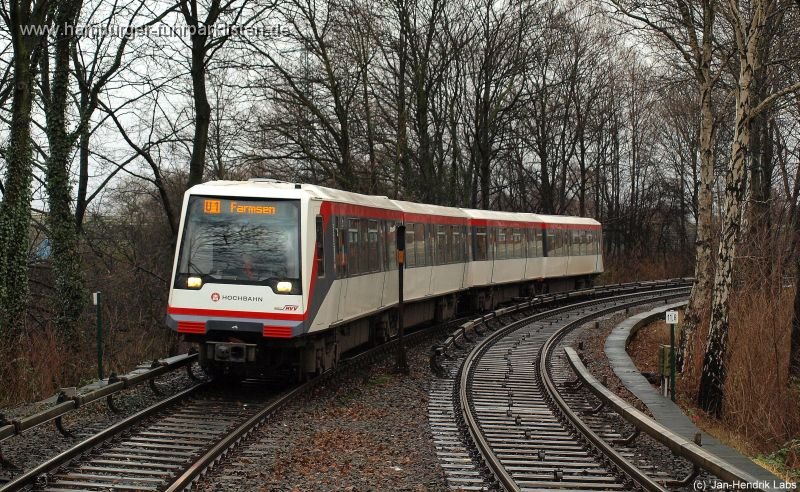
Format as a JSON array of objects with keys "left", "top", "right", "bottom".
[{"left": 210, "top": 292, "right": 263, "bottom": 303}]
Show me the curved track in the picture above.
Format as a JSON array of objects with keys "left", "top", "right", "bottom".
[
  {"left": 1, "top": 310, "right": 466, "bottom": 492},
  {"left": 455, "top": 287, "right": 690, "bottom": 491}
]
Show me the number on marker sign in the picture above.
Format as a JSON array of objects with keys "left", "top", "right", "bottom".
[{"left": 666, "top": 311, "right": 678, "bottom": 324}]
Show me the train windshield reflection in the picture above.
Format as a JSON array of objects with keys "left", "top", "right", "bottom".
[{"left": 175, "top": 196, "right": 300, "bottom": 287}]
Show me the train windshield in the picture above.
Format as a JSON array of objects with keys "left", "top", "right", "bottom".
[{"left": 174, "top": 196, "right": 301, "bottom": 288}]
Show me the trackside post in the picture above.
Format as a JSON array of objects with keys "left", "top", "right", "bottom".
[
  {"left": 396, "top": 225, "right": 409, "bottom": 374},
  {"left": 666, "top": 310, "right": 678, "bottom": 401},
  {"left": 94, "top": 291, "right": 103, "bottom": 380}
]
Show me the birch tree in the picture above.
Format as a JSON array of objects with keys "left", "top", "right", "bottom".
[
  {"left": 698, "top": 0, "right": 800, "bottom": 415},
  {"left": 608, "top": 0, "right": 720, "bottom": 373}
]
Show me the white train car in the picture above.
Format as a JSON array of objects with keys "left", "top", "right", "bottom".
[{"left": 167, "top": 180, "right": 603, "bottom": 377}]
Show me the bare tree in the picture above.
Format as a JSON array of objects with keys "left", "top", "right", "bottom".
[{"left": 699, "top": 0, "right": 800, "bottom": 415}]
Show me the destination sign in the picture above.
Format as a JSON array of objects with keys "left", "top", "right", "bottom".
[{"left": 203, "top": 199, "right": 277, "bottom": 216}]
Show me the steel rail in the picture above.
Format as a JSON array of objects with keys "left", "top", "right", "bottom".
[
  {"left": 538, "top": 292, "right": 690, "bottom": 491},
  {"left": 164, "top": 313, "right": 468, "bottom": 491},
  {"left": 563, "top": 347, "right": 765, "bottom": 488},
  {"left": 0, "top": 353, "right": 199, "bottom": 443},
  {"left": 458, "top": 286, "right": 689, "bottom": 492},
  {"left": 0, "top": 383, "right": 205, "bottom": 492}
]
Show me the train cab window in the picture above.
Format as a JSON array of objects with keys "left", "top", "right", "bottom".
[
  {"left": 316, "top": 216, "right": 325, "bottom": 277},
  {"left": 415, "top": 223, "right": 426, "bottom": 266},
  {"left": 474, "top": 228, "right": 488, "bottom": 261},
  {"left": 174, "top": 197, "right": 301, "bottom": 289},
  {"left": 368, "top": 220, "right": 379, "bottom": 272}
]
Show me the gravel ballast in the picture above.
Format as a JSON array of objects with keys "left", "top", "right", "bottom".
[{"left": 197, "top": 346, "right": 447, "bottom": 491}]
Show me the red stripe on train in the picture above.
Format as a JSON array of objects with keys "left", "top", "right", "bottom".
[
  {"left": 177, "top": 321, "right": 206, "bottom": 334},
  {"left": 263, "top": 325, "right": 293, "bottom": 338}
]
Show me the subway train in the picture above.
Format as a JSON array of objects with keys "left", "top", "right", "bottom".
[{"left": 166, "top": 179, "right": 604, "bottom": 378}]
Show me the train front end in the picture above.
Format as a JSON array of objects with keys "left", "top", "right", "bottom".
[{"left": 167, "top": 181, "right": 310, "bottom": 378}]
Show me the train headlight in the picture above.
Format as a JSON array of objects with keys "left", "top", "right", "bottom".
[
  {"left": 187, "top": 276, "right": 203, "bottom": 289},
  {"left": 276, "top": 281, "right": 293, "bottom": 293}
]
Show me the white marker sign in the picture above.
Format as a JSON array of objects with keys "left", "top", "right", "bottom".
[{"left": 665, "top": 310, "right": 678, "bottom": 324}]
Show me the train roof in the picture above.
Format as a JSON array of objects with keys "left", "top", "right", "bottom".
[
  {"left": 390, "top": 199, "right": 468, "bottom": 218},
  {"left": 188, "top": 180, "right": 600, "bottom": 227},
  {"left": 461, "top": 208, "right": 539, "bottom": 223},
  {"left": 536, "top": 214, "right": 601, "bottom": 226}
]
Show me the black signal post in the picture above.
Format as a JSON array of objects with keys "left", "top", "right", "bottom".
[{"left": 396, "top": 224, "right": 409, "bottom": 374}]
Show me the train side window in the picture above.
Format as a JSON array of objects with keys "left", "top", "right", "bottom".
[
  {"left": 525, "top": 229, "right": 533, "bottom": 258},
  {"left": 546, "top": 229, "right": 556, "bottom": 257},
  {"left": 581, "top": 230, "right": 587, "bottom": 255},
  {"left": 582, "top": 230, "right": 589, "bottom": 255},
  {"left": 496, "top": 228, "right": 506, "bottom": 260},
  {"left": 474, "top": 228, "right": 487, "bottom": 261},
  {"left": 405, "top": 223, "right": 416, "bottom": 268},
  {"left": 368, "top": 220, "right": 379, "bottom": 272},
  {"left": 426, "top": 224, "right": 435, "bottom": 266},
  {"left": 436, "top": 226, "right": 444, "bottom": 264},
  {"left": 489, "top": 228, "right": 495, "bottom": 260},
  {"left": 379, "top": 221, "right": 387, "bottom": 270},
  {"left": 359, "top": 219, "right": 369, "bottom": 273},
  {"left": 446, "top": 225, "right": 453, "bottom": 263},
  {"left": 463, "top": 226, "right": 472, "bottom": 263},
  {"left": 335, "top": 216, "right": 347, "bottom": 276},
  {"left": 452, "top": 227, "right": 462, "bottom": 263},
  {"left": 415, "top": 223, "right": 426, "bottom": 266},
  {"left": 571, "top": 230, "right": 578, "bottom": 256},
  {"left": 386, "top": 221, "right": 397, "bottom": 270},
  {"left": 348, "top": 218, "right": 360, "bottom": 275},
  {"left": 315, "top": 216, "right": 325, "bottom": 277},
  {"left": 512, "top": 228, "right": 522, "bottom": 258},
  {"left": 587, "top": 231, "right": 594, "bottom": 255}
]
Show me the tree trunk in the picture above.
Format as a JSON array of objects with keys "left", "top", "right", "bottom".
[
  {"left": 43, "top": 0, "right": 87, "bottom": 341},
  {"left": 698, "top": 30, "right": 758, "bottom": 415},
  {"left": 0, "top": 42, "right": 36, "bottom": 331},
  {"left": 792, "top": 247, "right": 800, "bottom": 378},
  {"left": 678, "top": 74, "right": 715, "bottom": 371},
  {"left": 187, "top": 33, "right": 210, "bottom": 188}
]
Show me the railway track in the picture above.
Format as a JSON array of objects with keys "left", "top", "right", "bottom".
[
  {"left": 0, "top": 303, "right": 475, "bottom": 492},
  {"left": 434, "top": 286, "right": 693, "bottom": 491},
  {"left": 3, "top": 281, "right": 692, "bottom": 492}
]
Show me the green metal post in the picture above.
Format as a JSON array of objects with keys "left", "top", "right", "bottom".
[
  {"left": 95, "top": 292, "right": 103, "bottom": 380},
  {"left": 670, "top": 322, "right": 676, "bottom": 402}
]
